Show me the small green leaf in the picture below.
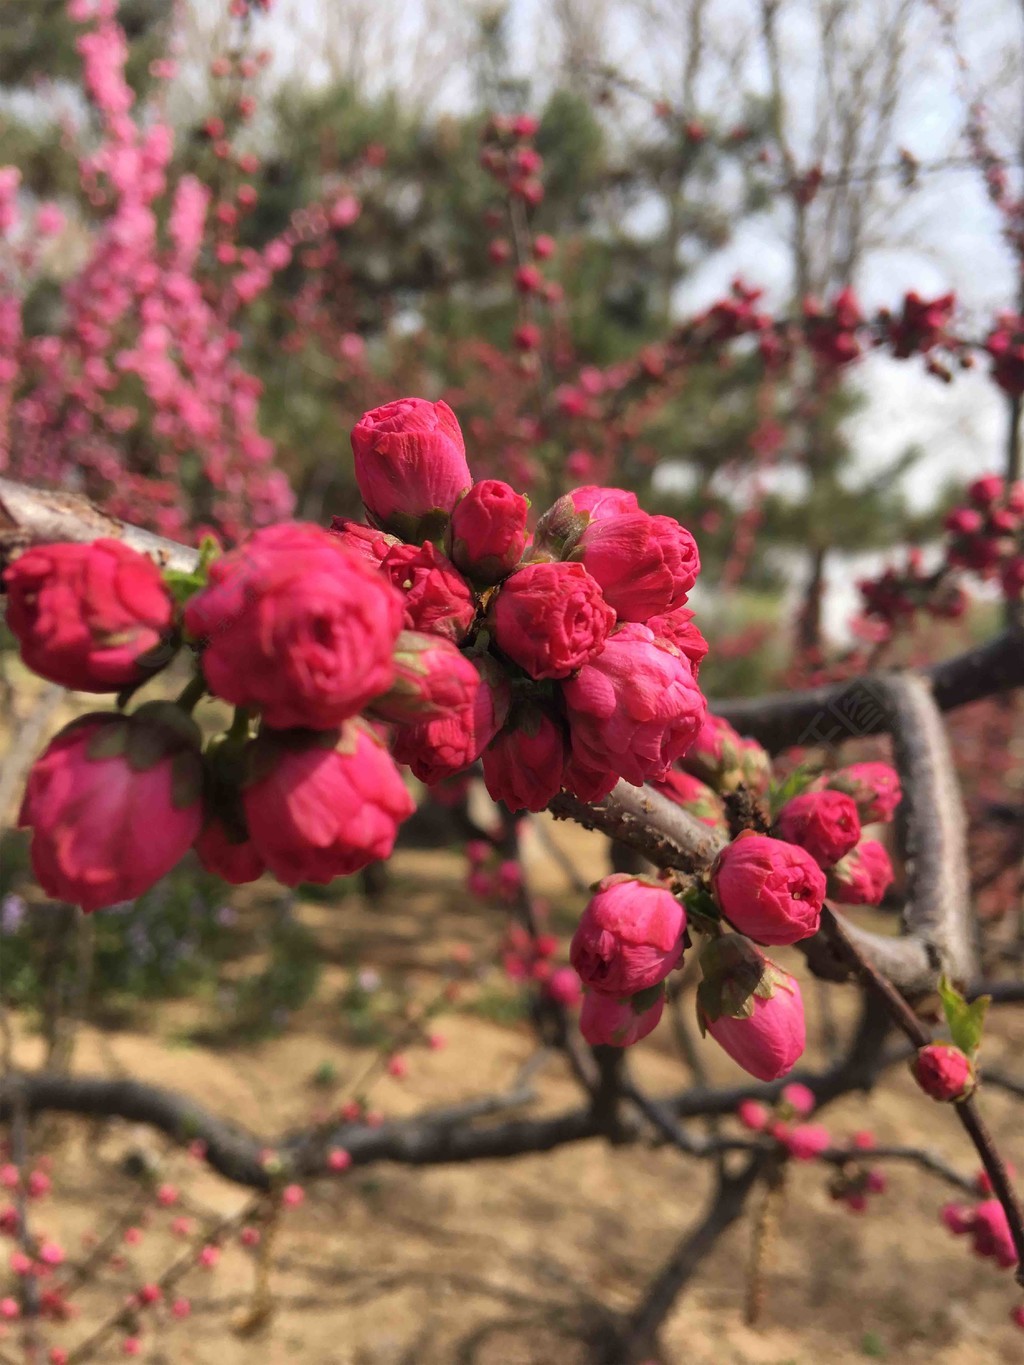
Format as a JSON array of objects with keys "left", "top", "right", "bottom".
[
  {"left": 163, "top": 569, "right": 208, "bottom": 608},
  {"left": 682, "top": 883, "right": 721, "bottom": 927},
  {"left": 163, "top": 538, "right": 220, "bottom": 610},
  {"left": 768, "top": 761, "right": 823, "bottom": 819},
  {"left": 195, "top": 536, "right": 221, "bottom": 574},
  {"left": 938, "top": 975, "right": 989, "bottom": 1059}
]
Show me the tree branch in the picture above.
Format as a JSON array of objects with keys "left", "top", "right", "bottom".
[
  {"left": 0, "top": 478, "right": 199, "bottom": 576},
  {"left": 599, "top": 1155, "right": 766, "bottom": 1364},
  {"left": 713, "top": 627, "right": 1024, "bottom": 754}
]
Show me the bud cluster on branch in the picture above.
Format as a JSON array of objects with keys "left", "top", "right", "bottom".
[{"left": 4, "top": 393, "right": 914, "bottom": 1089}]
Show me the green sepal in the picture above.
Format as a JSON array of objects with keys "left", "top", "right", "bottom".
[
  {"left": 85, "top": 716, "right": 130, "bottom": 761},
  {"left": 130, "top": 701, "right": 203, "bottom": 752},
  {"left": 200, "top": 731, "right": 251, "bottom": 840},
  {"left": 170, "top": 750, "right": 204, "bottom": 810},
  {"left": 374, "top": 505, "right": 451, "bottom": 547},
  {"left": 938, "top": 975, "right": 989, "bottom": 1060},
  {"left": 696, "top": 933, "right": 782, "bottom": 1025},
  {"left": 532, "top": 494, "right": 590, "bottom": 560},
  {"left": 630, "top": 981, "right": 665, "bottom": 1015},
  {"left": 414, "top": 508, "right": 453, "bottom": 547},
  {"left": 242, "top": 725, "right": 342, "bottom": 787}
]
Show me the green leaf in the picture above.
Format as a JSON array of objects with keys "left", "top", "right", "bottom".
[
  {"left": 163, "top": 537, "right": 220, "bottom": 610},
  {"left": 163, "top": 569, "right": 208, "bottom": 609},
  {"left": 681, "top": 883, "right": 721, "bottom": 928},
  {"left": 768, "top": 761, "right": 823, "bottom": 820},
  {"left": 938, "top": 975, "right": 989, "bottom": 1059},
  {"left": 195, "top": 536, "right": 221, "bottom": 574}
]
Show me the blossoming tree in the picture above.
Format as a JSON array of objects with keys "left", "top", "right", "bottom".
[{"left": 3, "top": 1, "right": 1024, "bottom": 1361}]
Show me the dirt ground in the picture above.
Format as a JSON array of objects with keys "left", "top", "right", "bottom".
[{"left": 3, "top": 810, "right": 1024, "bottom": 1365}]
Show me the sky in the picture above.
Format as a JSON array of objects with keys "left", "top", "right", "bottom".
[{"left": 238, "top": 0, "right": 1023, "bottom": 635}]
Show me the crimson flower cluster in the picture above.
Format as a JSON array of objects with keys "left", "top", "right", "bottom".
[
  {"left": 944, "top": 1195, "right": 1018, "bottom": 1271},
  {"left": 737, "top": 1098, "right": 889, "bottom": 1213},
  {"left": 7, "top": 395, "right": 709, "bottom": 914},
  {"left": 858, "top": 473, "right": 1024, "bottom": 633},
  {"left": 565, "top": 721, "right": 903, "bottom": 1078}
]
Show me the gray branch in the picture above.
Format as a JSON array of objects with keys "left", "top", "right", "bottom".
[{"left": 0, "top": 478, "right": 200, "bottom": 576}]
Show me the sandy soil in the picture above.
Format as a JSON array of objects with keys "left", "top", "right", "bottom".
[{"left": 3, "top": 813, "right": 1024, "bottom": 1365}]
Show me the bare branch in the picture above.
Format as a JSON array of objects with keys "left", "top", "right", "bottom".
[
  {"left": 713, "top": 627, "right": 1024, "bottom": 754},
  {"left": 0, "top": 478, "right": 199, "bottom": 576}
]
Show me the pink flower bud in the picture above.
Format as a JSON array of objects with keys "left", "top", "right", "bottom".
[
  {"left": 911, "top": 1044, "right": 976, "bottom": 1102},
  {"left": 482, "top": 706, "right": 566, "bottom": 813},
  {"left": 185, "top": 523, "right": 402, "bottom": 730},
  {"left": 781, "top": 1082, "right": 816, "bottom": 1117},
  {"left": 711, "top": 833, "right": 825, "bottom": 946},
  {"left": 571, "top": 511, "right": 699, "bottom": 620},
  {"left": 972, "top": 1199, "right": 1016, "bottom": 1266},
  {"left": 736, "top": 1099, "right": 770, "bottom": 1131},
  {"left": 37, "top": 1240, "right": 64, "bottom": 1267},
  {"left": 194, "top": 817, "right": 265, "bottom": 885},
  {"left": 514, "top": 263, "right": 544, "bottom": 294},
  {"left": 563, "top": 624, "right": 707, "bottom": 787},
  {"left": 560, "top": 753, "right": 618, "bottom": 804},
  {"left": 679, "top": 713, "right": 746, "bottom": 791},
  {"left": 449, "top": 479, "right": 529, "bottom": 583},
  {"left": 391, "top": 657, "right": 509, "bottom": 785},
  {"left": 783, "top": 1123, "right": 831, "bottom": 1161},
  {"left": 826, "top": 839, "right": 894, "bottom": 905},
  {"left": 19, "top": 707, "right": 203, "bottom": 913},
  {"left": 646, "top": 606, "right": 708, "bottom": 678},
  {"left": 827, "top": 762, "right": 902, "bottom": 823},
  {"left": 698, "top": 935, "right": 806, "bottom": 1081},
  {"left": 570, "top": 875, "right": 686, "bottom": 995},
  {"left": 569, "top": 485, "right": 639, "bottom": 519},
  {"left": 242, "top": 724, "right": 414, "bottom": 885},
  {"left": 370, "top": 632, "right": 481, "bottom": 725},
  {"left": 945, "top": 506, "right": 983, "bottom": 536},
  {"left": 651, "top": 767, "right": 727, "bottom": 831},
  {"left": 968, "top": 474, "right": 1004, "bottom": 507},
  {"left": 775, "top": 790, "right": 861, "bottom": 868},
  {"left": 490, "top": 561, "right": 614, "bottom": 680},
  {"left": 327, "top": 518, "right": 400, "bottom": 567},
  {"left": 351, "top": 397, "right": 472, "bottom": 538},
  {"left": 545, "top": 966, "right": 582, "bottom": 1007},
  {"left": 4, "top": 540, "right": 175, "bottom": 692},
  {"left": 579, "top": 986, "right": 665, "bottom": 1048},
  {"left": 739, "top": 738, "right": 773, "bottom": 796},
  {"left": 380, "top": 540, "right": 477, "bottom": 643}
]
